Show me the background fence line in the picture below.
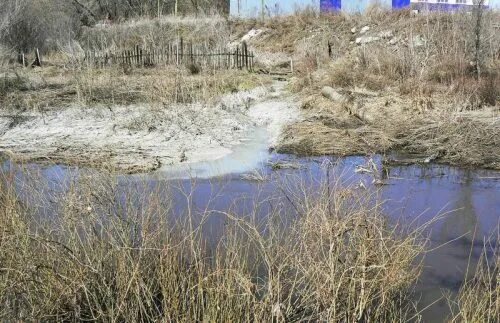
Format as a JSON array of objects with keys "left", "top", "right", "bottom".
[{"left": 84, "top": 39, "right": 254, "bottom": 71}]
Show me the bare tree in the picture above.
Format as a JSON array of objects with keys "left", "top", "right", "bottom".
[
  {"left": 71, "top": 0, "right": 97, "bottom": 23},
  {"left": 0, "top": 0, "right": 230, "bottom": 53},
  {"left": 473, "top": 0, "right": 485, "bottom": 80}
]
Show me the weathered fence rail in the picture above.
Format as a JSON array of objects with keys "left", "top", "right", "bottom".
[{"left": 84, "top": 40, "right": 254, "bottom": 71}]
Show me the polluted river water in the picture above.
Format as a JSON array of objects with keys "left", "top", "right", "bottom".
[{"left": 1, "top": 126, "right": 499, "bottom": 322}]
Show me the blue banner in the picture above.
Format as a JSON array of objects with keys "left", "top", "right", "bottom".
[
  {"left": 392, "top": 0, "right": 411, "bottom": 9},
  {"left": 320, "top": 0, "right": 341, "bottom": 11}
]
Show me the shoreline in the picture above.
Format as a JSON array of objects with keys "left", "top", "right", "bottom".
[{"left": 0, "top": 81, "right": 300, "bottom": 174}]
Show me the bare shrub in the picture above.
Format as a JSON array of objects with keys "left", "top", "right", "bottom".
[
  {"left": 427, "top": 57, "right": 472, "bottom": 85},
  {"left": 478, "top": 72, "right": 500, "bottom": 107},
  {"left": 0, "top": 161, "right": 431, "bottom": 321},
  {"left": 0, "top": 0, "right": 80, "bottom": 53},
  {"left": 0, "top": 45, "right": 14, "bottom": 66},
  {"left": 449, "top": 72, "right": 500, "bottom": 109},
  {"left": 78, "top": 0, "right": 229, "bottom": 20}
]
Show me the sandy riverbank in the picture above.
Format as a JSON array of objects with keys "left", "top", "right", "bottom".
[{"left": 0, "top": 81, "right": 300, "bottom": 173}]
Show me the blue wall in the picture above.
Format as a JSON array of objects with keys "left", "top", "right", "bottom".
[
  {"left": 230, "top": 0, "right": 500, "bottom": 16},
  {"left": 230, "top": 1, "right": 319, "bottom": 16},
  {"left": 336, "top": 0, "right": 499, "bottom": 12}
]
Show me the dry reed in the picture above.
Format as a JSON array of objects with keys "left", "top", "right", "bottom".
[
  {"left": 447, "top": 233, "right": 499, "bottom": 323},
  {"left": 0, "top": 160, "right": 432, "bottom": 322}
]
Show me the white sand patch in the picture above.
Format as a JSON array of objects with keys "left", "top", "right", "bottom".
[{"left": 0, "top": 81, "right": 300, "bottom": 173}]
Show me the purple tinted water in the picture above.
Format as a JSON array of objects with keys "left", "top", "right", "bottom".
[{"left": 2, "top": 154, "right": 499, "bottom": 322}]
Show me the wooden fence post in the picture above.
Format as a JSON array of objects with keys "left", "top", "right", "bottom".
[
  {"left": 175, "top": 42, "right": 179, "bottom": 65},
  {"left": 32, "top": 48, "right": 42, "bottom": 67},
  {"left": 180, "top": 37, "right": 184, "bottom": 65},
  {"left": 135, "top": 45, "right": 139, "bottom": 66},
  {"left": 236, "top": 46, "right": 240, "bottom": 69},
  {"left": 190, "top": 42, "right": 194, "bottom": 64},
  {"left": 18, "top": 52, "right": 26, "bottom": 67},
  {"left": 242, "top": 41, "right": 248, "bottom": 69},
  {"left": 83, "top": 42, "right": 260, "bottom": 72}
]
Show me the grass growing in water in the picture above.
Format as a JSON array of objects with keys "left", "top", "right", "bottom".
[
  {"left": 0, "top": 161, "right": 494, "bottom": 322},
  {"left": 447, "top": 235, "right": 499, "bottom": 323}
]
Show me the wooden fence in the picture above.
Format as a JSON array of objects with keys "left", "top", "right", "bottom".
[
  {"left": 84, "top": 40, "right": 254, "bottom": 71},
  {"left": 17, "top": 49, "right": 42, "bottom": 67}
]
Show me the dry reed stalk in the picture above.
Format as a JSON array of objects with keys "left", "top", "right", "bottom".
[
  {"left": 447, "top": 233, "right": 499, "bottom": 323},
  {"left": 0, "top": 160, "right": 435, "bottom": 321}
]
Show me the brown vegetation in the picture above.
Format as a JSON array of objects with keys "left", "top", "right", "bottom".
[
  {"left": 80, "top": 15, "right": 230, "bottom": 52},
  {"left": 234, "top": 8, "right": 500, "bottom": 169},
  {"left": 447, "top": 236, "right": 499, "bottom": 323},
  {"left": 0, "top": 161, "right": 430, "bottom": 321},
  {"left": 0, "top": 63, "right": 266, "bottom": 110},
  {"left": 0, "top": 7, "right": 497, "bottom": 321},
  {"left": 0, "top": 0, "right": 229, "bottom": 53}
]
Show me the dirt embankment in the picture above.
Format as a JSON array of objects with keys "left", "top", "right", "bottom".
[
  {"left": 276, "top": 86, "right": 500, "bottom": 170},
  {"left": 233, "top": 10, "right": 500, "bottom": 170},
  {"left": 0, "top": 81, "right": 299, "bottom": 173}
]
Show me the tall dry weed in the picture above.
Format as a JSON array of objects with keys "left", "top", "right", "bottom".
[{"left": 0, "top": 161, "right": 432, "bottom": 322}]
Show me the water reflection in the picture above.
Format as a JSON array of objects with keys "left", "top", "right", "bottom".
[{"left": 1, "top": 155, "right": 499, "bottom": 323}]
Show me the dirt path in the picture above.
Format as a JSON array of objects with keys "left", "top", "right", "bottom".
[{"left": 0, "top": 81, "right": 300, "bottom": 173}]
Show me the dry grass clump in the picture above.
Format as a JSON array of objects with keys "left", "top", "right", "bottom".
[
  {"left": 447, "top": 236, "right": 499, "bottom": 323},
  {"left": 326, "top": 59, "right": 357, "bottom": 89},
  {"left": 0, "top": 162, "right": 429, "bottom": 321},
  {"left": 0, "top": 62, "right": 265, "bottom": 110},
  {"left": 261, "top": 8, "right": 500, "bottom": 103},
  {"left": 74, "top": 66, "right": 265, "bottom": 105},
  {"left": 277, "top": 120, "right": 391, "bottom": 157},
  {"left": 0, "top": 67, "right": 80, "bottom": 110},
  {"left": 277, "top": 90, "right": 500, "bottom": 169},
  {"left": 393, "top": 112, "right": 500, "bottom": 170},
  {"left": 0, "top": 72, "right": 29, "bottom": 97}
]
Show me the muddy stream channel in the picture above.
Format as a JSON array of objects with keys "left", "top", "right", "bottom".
[
  {"left": 1, "top": 83, "right": 499, "bottom": 322},
  {"left": 3, "top": 146, "right": 499, "bottom": 322}
]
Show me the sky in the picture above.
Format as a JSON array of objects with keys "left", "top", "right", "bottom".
[{"left": 230, "top": 0, "right": 500, "bottom": 16}]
